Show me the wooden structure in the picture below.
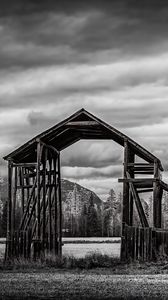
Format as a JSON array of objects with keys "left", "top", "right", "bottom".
[{"left": 3, "top": 108, "right": 168, "bottom": 260}]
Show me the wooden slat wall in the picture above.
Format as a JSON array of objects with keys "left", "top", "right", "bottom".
[{"left": 121, "top": 224, "right": 168, "bottom": 261}]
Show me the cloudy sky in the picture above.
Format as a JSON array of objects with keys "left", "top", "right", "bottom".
[{"left": 1, "top": 0, "right": 168, "bottom": 200}]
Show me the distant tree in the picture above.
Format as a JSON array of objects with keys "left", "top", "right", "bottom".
[
  {"left": 79, "top": 203, "right": 88, "bottom": 237},
  {"left": 96, "top": 205, "right": 103, "bottom": 236},
  {"left": 162, "top": 191, "right": 168, "bottom": 228},
  {"left": 1, "top": 200, "right": 7, "bottom": 237},
  {"left": 148, "top": 195, "right": 153, "bottom": 227},
  {"left": 0, "top": 199, "right": 3, "bottom": 237},
  {"left": 87, "top": 193, "right": 99, "bottom": 237},
  {"left": 103, "top": 189, "right": 118, "bottom": 236}
]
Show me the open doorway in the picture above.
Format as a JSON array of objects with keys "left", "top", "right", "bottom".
[{"left": 61, "top": 140, "right": 123, "bottom": 258}]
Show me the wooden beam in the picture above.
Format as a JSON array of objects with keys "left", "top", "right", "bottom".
[
  {"left": 48, "top": 158, "right": 52, "bottom": 252},
  {"left": 127, "top": 163, "right": 154, "bottom": 167},
  {"left": 53, "top": 156, "right": 58, "bottom": 255},
  {"left": 12, "top": 166, "right": 17, "bottom": 234},
  {"left": 36, "top": 142, "right": 43, "bottom": 243},
  {"left": 137, "top": 188, "right": 153, "bottom": 194},
  {"left": 66, "top": 121, "right": 98, "bottom": 126},
  {"left": 19, "top": 178, "right": 37, "bottom": 230},
  {"left": 134, "top": 171, "right": 154, "bottom": 175},
  {"left": 118, "top": 178, "right": 157, "bottom": 183},
  {"left": 37, "top": 139, "right": 59, "bottom": 155},
  {"left": 57, "top": 153, "right": 62, "bottom": 256},
  {"left": 19, "top": 167, "right": 25, "bottom": 214},
  {"left": 160, "top": 181, "right": 168, "bottom": 192},
  {"left": 153, "top": 160, "right": 162, "bottom": 228},
  {"left": 134, "top": 182, "right": 154, "bottom": 188},
  {"left": 42, "top": 148, "right": 47, "bottom": 253},
  {"left": 126, "top": 172, "right": 149, "bottom": 228},
  {"left": 7, "top": 160, "right": 13, "bottom": 258},
  {"left": 129, "top": 152, "right": 135, "bottom": 227},
  {"left": 122, "top": 140, "right": 135, "bottom": 227},
  {"left": 13, "top": 163, "right": 37, "bottom": 167}
]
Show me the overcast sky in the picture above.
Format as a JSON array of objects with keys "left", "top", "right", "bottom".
[{"left": 1, "top": 0, "right": 168, "bottom": 200}]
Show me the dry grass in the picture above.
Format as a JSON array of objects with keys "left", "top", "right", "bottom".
[
  {"left": 1, "top": 254, "right": 168, "bottom": 298},
  {"left": 2, "top": 252, "right": 168, "bottom": 275},
  {"left": 0, "top": 253, "right": 121, "bottom": 270},
  {"left": 1, "top": 270, "right": 168, "bottom": 299}
]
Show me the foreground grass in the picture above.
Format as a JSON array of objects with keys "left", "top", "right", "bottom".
[
  {"left": 1, "top": 253, "right": 168, "bottom": 274},
  {"left": 1, "top": 270, "right": 168, "bottom": 299},
  {"left": 1, "top": 254, "right": 168, "bottom": 298}
]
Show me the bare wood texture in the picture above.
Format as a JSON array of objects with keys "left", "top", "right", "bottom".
[
  {"left": 127, "top": 172, "right": 149, "bottom": 227},
  {"left": 48, "top": 158, "right": 52, "bottom": 252},
  {"left": 7, "top": 160, "right": 13, "bottom": 258},
  {"left": 57, "top": 153, "right": 62, "bottom": 256},
  {"left": 122, "top": 140, "right": 135, "bottom": 226},
  {"left": 153, "top": 160, "right": 162, "bottom": 228},
  {"left": 3, "top": 109, "right": 163, "bottom": 171}
]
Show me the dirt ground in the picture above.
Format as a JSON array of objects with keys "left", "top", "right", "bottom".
[{"left": 1, "top": 269, "right": 168, "bottom": 299}]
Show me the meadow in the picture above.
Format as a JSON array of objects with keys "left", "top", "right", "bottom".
[
  {"left": 1, "top": 237, "right": 168, "bottom": 299},
  {"left": 0, "top": 237, "right": 121, "bottom": 259}
]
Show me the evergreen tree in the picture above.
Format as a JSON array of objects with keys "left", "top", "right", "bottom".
[
  {"left": 103, "top": 189, "right": 118, "bottom": 236},
  {"left": 0, "top": 199, "right": 3, "bottom": 236},
  {"left": 87, "top": 193, "right": 98, "bottom": 236},
  {"left": 162, "top": 191, "right": 168, "bottom": 228},
  {"left": 79, "top": 203, "right": 88, "bottom": 236},
  {"left": 1, "top": 200, "right": 7, "bottom": 237}
]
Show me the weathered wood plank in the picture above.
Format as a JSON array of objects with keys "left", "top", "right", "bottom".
[{"left": 126, "top": 172, "right": 149, "bottom": 228}]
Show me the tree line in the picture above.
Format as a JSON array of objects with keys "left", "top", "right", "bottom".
[{"left": 1, "top": 189, "right": 168, "bottom": 237}]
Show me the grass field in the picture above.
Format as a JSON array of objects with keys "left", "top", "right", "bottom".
[
  {"left": 1, "top": 270, "right": 168, "bottom": 299},
  {"left": 0, "top": 237, "right": 121, "bottom": 259},
  {"left": 1, "top": 236, "right": 168, "bottom": 299}
]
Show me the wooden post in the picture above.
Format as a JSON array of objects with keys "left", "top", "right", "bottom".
[
  {"left": 6, "top": 160, "right": 13, "bottom": 258},
  {"left": 12, "top": 166, "right": 17, "bottom": 234},
  {"left": 25, "top": 169, "right": 30, "bottom": 216},
  {"left": 128, "top": 153, "right": 135, "bottom": 226},
  {"left": 48, "top": 156, "right": 52, "bottom": 252},
  {"left": 42, "top": 148, "right": 47, "bottom": 253},
  {"left": 153, "top": 160, "right": 162, "bottom": 228},
  {"left": 122, "top": 140, "right": 135, "bottom": 227},
  {"left": 57, "top": 152, "right": 62, "bottom": 256},
  {"left": 19, "top": 167, "right": 25, "bottom": 213},
  {"left": 36, "top": 141, "right": 41, "bottom": 255},
  {"left": 53, "top": 155, "right": 58, "bottom": 255}
]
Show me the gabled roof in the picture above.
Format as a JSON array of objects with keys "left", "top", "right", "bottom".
[{"left": 3, "top": 108, "right": 163, "bottom": 170}]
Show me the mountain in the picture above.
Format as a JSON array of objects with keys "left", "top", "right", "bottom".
[
  {"left": 61, "top": 179, "right": 102, "bottom": 217},
  {"left": 0, "top": 176, "right": 7, "bottom": 202}
]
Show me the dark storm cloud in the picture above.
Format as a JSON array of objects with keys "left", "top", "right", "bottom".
[{"left": 0, "top": 0, "right": 168, "bottom": 69}]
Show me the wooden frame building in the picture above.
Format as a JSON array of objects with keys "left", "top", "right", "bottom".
[{"left": 3, "top": 109, "right": 168, "bottom": 260}]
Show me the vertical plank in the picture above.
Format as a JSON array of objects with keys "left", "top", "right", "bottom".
[
  {"left": 136, "top": 227, "right": 139, "bottom": 260},
  {"left": 53, "top": 155, "right": 58, "bottom": 255},
  {"left": 122, "top": 140, "right": 130, "bottom": 227},
  {"left": 153, "top": 160, "right": 162, "bottom": 228},
  {"left": 149, "top": 228, "right": 152, "bottom": 261},
  {"left": 42, "top": 147, "right": 47, "bottom": 254},
  {"left": 57, "top": 152, "right": 62, "bottom": 256},
  {"left": 19, "top": 167, "right": 25, "bottom": 214},
  {"left": 48, "top": 156, "right": 52, "bottom": 252},
  {"left": 122, "top": 140, "right": 135, "bottom": 230},
  {"left": 129, "top": 154, "right": 135, "bottom": 227},
  {"left": 7, "top": 160, "right": 13, "bottom": 259},
  {"left": 120, "top": 222, "right": 126, "bottom": 261},
  {"left": 36, "top": 141, "right": 41, "bottom": 255},
  {"left": 12, "top": 167, "right": 17, "bottom": 235}
]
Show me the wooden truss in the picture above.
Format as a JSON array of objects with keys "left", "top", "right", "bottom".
[
  {"left": 6, "top": 140, "right": 62, "bottom": 259},
  {"left": 3, "top": 109, "right": 168, "bottom": 260}
]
